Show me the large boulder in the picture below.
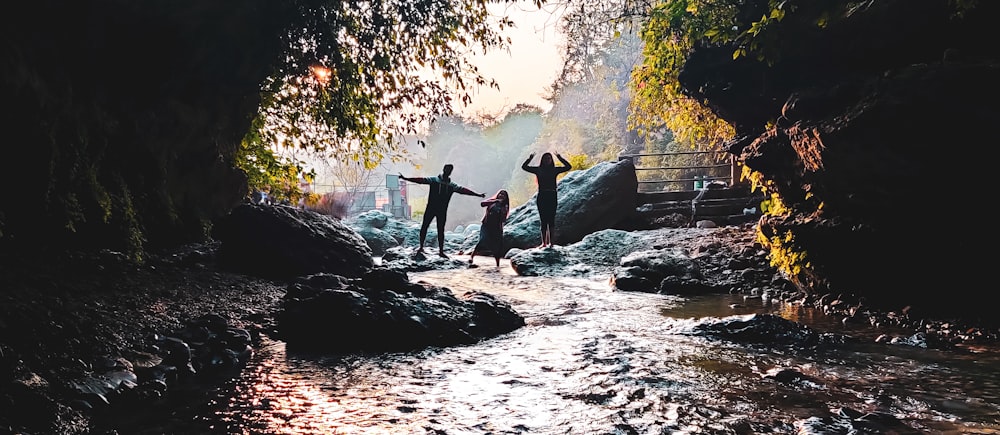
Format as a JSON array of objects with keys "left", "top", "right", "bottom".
[
  {"left": 495, "top": 159, "right": 639, "bottom": 250},
  {"left": 212, "top": 204, "right": 374, "bottom": 280},
  {"left": 352, "top": 226, "right": 400, "bottom": 256},
  {"left": 275, "top": 268, "right": 525, "bottom": 353}
]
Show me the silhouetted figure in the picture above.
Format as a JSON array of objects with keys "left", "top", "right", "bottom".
[
  {"left": 469, "top": 189, "right": 510, "bottom": 267},
  {"left": 400, "top": 164, "right": 485, "bottom": 257},
  {"left": 521, "top": 152, "right": 572, "bottom": 248}
]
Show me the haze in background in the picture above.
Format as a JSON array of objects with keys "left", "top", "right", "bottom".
[
  {"left": 392, "top": 3, "right": 566, "bottom": 228},
  {"left": 400, "top": 12, "right": 650, "bottom": 232},
  {"left": 308, "top": 3, "right": 650, "bottom": 235},
  {"left": 457, "top": 2, "right": 565, "bottom": 119}
]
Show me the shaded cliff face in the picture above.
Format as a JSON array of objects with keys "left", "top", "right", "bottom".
[
  {"left": 678, "top": 0, "right": 998, "bottom": 318},
  {"left": 0, "top": 1, "right": 294, "bottom": 255}
]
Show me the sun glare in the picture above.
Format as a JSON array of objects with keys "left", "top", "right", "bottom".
[{"left": 310, "top": 65, "right": 332, "bottom": 84}]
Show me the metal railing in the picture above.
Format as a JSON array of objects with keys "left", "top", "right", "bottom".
[{"left": 619, "top": 150, "right": 738, "bottom": 192}]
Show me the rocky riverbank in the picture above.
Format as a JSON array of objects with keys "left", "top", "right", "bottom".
[
  {"left": 2, "top": 220, "right": 997, "bottom": 434},
  {"left": 0, "top": 243, "right": 287, "bottom": 434}
]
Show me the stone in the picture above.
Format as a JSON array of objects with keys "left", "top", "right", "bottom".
[{"left": 212, "top": 204, "right": 374, "bottom": 280}]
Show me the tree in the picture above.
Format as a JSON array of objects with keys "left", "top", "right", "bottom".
[
  {"left": 0, "top": 0, "right": 529, "bottom": 257},
  {"left": 319, "top": 157, "right": 385, "bottom": 216},
  {"left": 541, "top": 29, "right": 645, "bottom": 160},
  {"left": 544, "top": 0, "right": 739, "bottom": 150},
  {"left": 254, "top": 0, "right": 523, "bottom": 170}
]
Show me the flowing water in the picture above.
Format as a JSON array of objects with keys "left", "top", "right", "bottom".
[{"left": 183, "top": 260, "right": 999, "bottom": 434}]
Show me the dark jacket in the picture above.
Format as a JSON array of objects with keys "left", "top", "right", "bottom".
[{"left": 405, "top": 175, "right": 478, "bottom": 212}]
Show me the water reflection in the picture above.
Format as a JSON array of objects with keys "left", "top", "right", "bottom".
[{"left": 199, "top": 267, "right": 1000, "bottom": 434}]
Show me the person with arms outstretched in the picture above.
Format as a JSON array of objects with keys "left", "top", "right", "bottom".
[
  {"left": 400, "top": 164, "right": 485, "bottom": 257},
  {"left": 521, "top": 152, "right": 572, "bottom": 248},
  {"left": 469, "top": 189, "right": 510, "bottom": 267}
]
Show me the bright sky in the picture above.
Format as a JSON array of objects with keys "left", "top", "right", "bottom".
[{"left": 458, "top": 2, "right": 565, "bottom": 118}]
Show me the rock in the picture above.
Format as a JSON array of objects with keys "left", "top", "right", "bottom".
[
  {"left": 381, "top": 246, "right": 472, "bottom": 273},
  {"left": 348, "top": 210, "right": 405, "bottom": 256},
  {"left": 353, "top": 226, "right": 400, "bottom": 256},
  {"left": 509, "top": 246, "right": 571, "bottom": 277},
  {"left": 695, "top": 220, "right": 717, "bottom": 228},
  {"left": 678, "top": 0, "right": 1000, "bottom": 319},
  {"left": 351, "top": 210, "right": 390, "bottom": 229},
  {"left": 212, "top": 204, "right": 374, "bottom": 280},
  {"left": 500, "top": 159, "right": 639, "bottom": 250},
  {"left": 508, "top": 229, "right": 645, "bottom": 278},
  {"left": 684, "top": 314, "right": 823, "bottom": 347},
  {"left": 274, "top": 267, "right": 525, "bottom": 353}
]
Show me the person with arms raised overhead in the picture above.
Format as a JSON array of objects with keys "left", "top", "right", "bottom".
[
  {"left": 469, "top": 189, "right": 510, "bottom": 267},
  {"left": 521, "top": 152, "right": 572, "bottom": 248},
  {"left": 400, "top": 164, "right": 485, "bottom": 257}
]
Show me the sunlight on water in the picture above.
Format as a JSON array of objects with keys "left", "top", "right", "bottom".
[{"left": 200, "top": 263, "right": 1000, "bottom": 434}]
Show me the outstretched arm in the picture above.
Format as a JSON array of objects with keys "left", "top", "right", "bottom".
[
  {"left": 521, "top": 153, "right": 536, "bottom": 173},
  {"left": 456, "top": 185, "right": 485, "bottom": 198},
  {"left": 400, "top": 173, "right": 432, "bottom": 185},
  {"left": 555, "top": 153, "right": 572, "bottom": 172}
]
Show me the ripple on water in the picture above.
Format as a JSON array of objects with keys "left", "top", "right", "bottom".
[{"left": 186, "top": 268, "right": 1000, "bottom": 434}]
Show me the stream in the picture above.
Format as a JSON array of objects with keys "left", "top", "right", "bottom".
[{"left": 178, "top": 260, "right": 999, "bottom": 434}]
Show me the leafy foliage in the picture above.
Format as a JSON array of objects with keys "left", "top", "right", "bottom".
[
  {"left": 2, "top": 0, "right": 523, "bottom": 255},
  {"left": 564, "top": 153, "right": 593, "bottom": 172},
  {"left": 629, "top": 0, "right": 738, "bottom": 150},
  {"left": 756, "top": 225, "right": 810, "bottom": 284},
  {"left": 237, "top": 116, "right": 314, "bottom": 205},
  {"left": 239, "top": 0, "right": 526, "bottom": 206},
  {"left": 254, "top": 0, "right": 513, "bottom": 167},
  {"left": 628, "top": 0, "right": 983, "bottom": 149}
]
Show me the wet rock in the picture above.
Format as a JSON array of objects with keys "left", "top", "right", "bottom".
[
  {"left": 381, "top": 246, "right": 471, "bottom": 273},
  {"left": 608, "top": 265, "right": 655, "bottom": 292},
  {"left": 610, "top": 250, "right": 696, "bottom": 293},
  {"left": 212, "top": 203, "right": 374, "bottom": 280},
  {"left": 658, "top": 276, "right": 713, "bottom": 295},
  {"left": 509, "top": 246, "right": 572, "bottom": 277},
  {"left": 762, "top": 367, "right": 822, "bottom": 387},
  {"left": 275, "top": 269, "right": 525, "bottom": 353},
  {"left": 507, "top": 229, "right": 653, "bottom": 279},
  {"left": 156, "top": 336, "right": 192, "bottom": 369},
  {"left": 682, "top": 314, "right": 839, "bottom": 348}
]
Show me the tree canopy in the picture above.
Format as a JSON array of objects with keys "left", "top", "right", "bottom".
[{"left": 0, "top": 0, "right": 532, "bottom": 256}]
